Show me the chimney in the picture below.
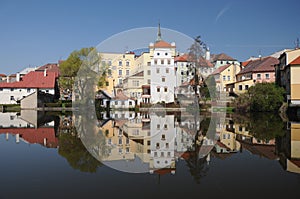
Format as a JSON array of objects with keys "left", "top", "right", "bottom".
[
  {"left": 16, "top": 73, "right": 20, "bottom": 82},
  {"left": 44, "top": 69, "right": 47, "bottom": 77},
  {"left": 206, "top": 47, "right": 210, "bottom": 61},
  {"left": 7, "top": 76, "right": 9, "bottom": 83}
]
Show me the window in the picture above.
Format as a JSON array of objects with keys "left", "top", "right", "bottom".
[
  {"left": 119, "top": 137, "right": 122, "bottom": 145},
  {"left": 157, "top": 87, "right": 160, "bottom": 92},
  {"left": 121, "top": 101, "right": 125, "bottom": 105},
  {"left": 10, "top": 88, "right": 14, "bottom": 91},
  {"left": 221, "top": 61, "right": 223, "bottom": 64},
  {"left": 154, "top": 60, "right": 158, "bottom": 65},
  {"left": 118, "top": 79, "right": 122, "bottom": 85},
  {"left": 239, "top": 85, "right": 242, "bottom": 90},
  {"left": 161, "top": 152, "right": 164, "bottom": 157},
  {"left": 167, "top": 152, "right": 171, "bottom": 157},
  {"left": 106, "top": 81, "right": 109, "bottom": 86},
  {"left": 118, "top": 70, "right": 122, "bottom": 76},
  {"left": 108, "top": 138, "right": 112, "bottom": 145},
  {"left": 166, "top": 68, "right": 169, "bottom": 73},
  {"left": 164, "top": 87, "right": 168, "bottom": 92},
  {"left": 129, "top": 101, "right": 132, "bottom": 106},
  {"left": 162, "top": 134, "right": 166, "bottom": 140},
  {"left": 227, "top": 76, "right": 230, "bottom": 81},
  {"left": 162, "top": 77, "right": 166, "bottom": 82},
  {"left": 101, "top": 60, "right": 106, "bottom": 66},
  {"left": 147, "top": 79, "right": 151, "bottom": 84},
  {"left": 156, "top": 143, "right": 160, "bottom": 149},
  {"left": 147, "top": 140, "right": 151, "bottom": 146},
  {"left": 223, "top": 75, "right": 226, "bottom": 81},
  {"left": 108, "top": 60, "right": 112, "bottom": 66},
  {"left": 257, "top": 73, "right": 261, "bottom": 79},
  {"left": 165, "top": 53, "right": 168, "bottom": 56},
  {"left": 119, "top": 148, "right": 122, "bottom": 154},
  {"left": 147, "top": 70, "right": 151, "bottom": 75},
  {"left": 245, "top": 85, "right": 249, "bottom": 90},
  {"left": 118, "top": 61, "right": 122, "bottom": 66},
  {"left": 157, "top": 52, "right": 160, "bottom": 56},
  {"left": 126, "top": 70, "right": 129, "bottom": 76},
  {"left": 115, "top": 101, "right": 118, "bottom": 105},
  {"left": 154, "top": 152, "right": 158, "bottom": 157},
  {"left": 0, "top": 88, "right": 2, "bottom": 91},
  {"left": 126, "top": 147, "right": 130, "bottom": 153},
  {"left": 133, "top": 80, "right": 139, "bottom": 87},
  {"left": 46, "top": 90, "right": 49, "bottom": 93},
  {"left": 108, "top": 69, "right": 112, "bottom": 76},
  {"left": 166, "top": 143, "right": 169, "bottom": 148},
  {"left": 168, "top": 60, "right": 171, "bottom": 65},
  {"left": 157, "top": 124, "right": 160, "bottom": 129},
  {"left": 126, "top": 61, "right": 130, "bottom": 66},
  {"left": 156, "top": 68, "right": 160, "bottom": 73},
  {"left": 10, "top": 96, "right": 14, "bottom": 100},
  {"left": 265, "top": 73, "right": 270, "bottom": 79},
  {"left": 27, "top": 88, "right": 31, "bottom": 93},
  {"left": 147, "top": 62, "right": 151, "bottom": 66},
  {"left": 161, "top": 60, "right": 164, "bottom": 65}
]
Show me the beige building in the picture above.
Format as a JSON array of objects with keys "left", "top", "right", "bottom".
[
  {"left": 99, "top": 52, "right": 136, "bottom": 96},
  {"left": 276, "top": 48, "right": 300, "bottom": 105},
  {"left": 210, "top": 63, "right": 240, "bottom": 93}
]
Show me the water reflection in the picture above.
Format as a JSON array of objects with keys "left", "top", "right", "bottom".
[{"left": 0, "top": 110, "right": 299, "bottom": 177}]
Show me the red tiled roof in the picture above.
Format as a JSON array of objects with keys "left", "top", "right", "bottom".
[
  {"left": 290, "top": 56, "right": 300, "bottom": 65},
  {"left": 0, "top": 71, "right": 56, "bottom": 89},
  {"left": 0, "top": 74, "right": 6, "bottom": 77},
  {"left": 211, "top": 53, "right": 236, "bottom": 62},
  {"left": 238, "top": 56, "right": 278, "bottom": 75},
  {"left": 36, "top": 63, "right": 60, "bottom": 77},
  {"left": 151, "top": 40, "right": 175, "bottom": 48},
  {"left": 0, "top": 128, "right": 58, "bottom": 148},
  {"left": 199, "top": 56, "right": 214, "bottom": 67},
  {"left": 211, "top": 64, "right": 230, "bottom": 75},
  {"left": 175, "top": 54, "right": 188, "bottom": 62},
  {"left": 114, "top": 91, "right": 130, "bottom": 100}
]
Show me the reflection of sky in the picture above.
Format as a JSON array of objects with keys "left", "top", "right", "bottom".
[{"left": 96, "top": 27, "right": 194, "bottom": 54}]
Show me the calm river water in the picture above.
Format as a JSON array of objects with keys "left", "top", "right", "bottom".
[{"left": 0, "top": 110, "right": 299, "bottom": 199}]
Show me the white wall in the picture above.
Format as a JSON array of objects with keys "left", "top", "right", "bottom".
[
  {"left": 0, "top": 112, "right": 34, "bottom": 128},
  {"left": 0, "top": 88, "right": 54, "bottom": 104},
  {"left": 110, "top": 99, "right": 135, "bottom": 109},
  {"left": 150, "top": 48, "right": 176, "bottom": 104}
]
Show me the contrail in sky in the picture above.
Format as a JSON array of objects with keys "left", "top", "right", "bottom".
[{"left": 215, "top": 4, "right": 231, "bottom": 23}]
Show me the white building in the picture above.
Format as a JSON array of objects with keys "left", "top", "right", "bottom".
[
  {"left": 150, "top": 26, "right": 176, "bottom": 104},
  {"left": 0, "top": 71, "right": 58, "bottom": 104}
]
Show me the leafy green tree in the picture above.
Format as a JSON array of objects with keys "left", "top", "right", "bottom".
[
  {"left": 59, "top": 47, "right": 107, "bottom": 93},
  {"left": 58, "top": 132, "right": 102, "bottom": 173},
  {"left": 233, "top": 83, "right": 285, "bottom": 112},
  {"left": 248, "top": 83, "right": 285, "bottom": 112}
]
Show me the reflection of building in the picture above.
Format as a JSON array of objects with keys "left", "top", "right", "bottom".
[
  {"left": 149, "top": 113, "right": 176, "bottom": 173},
  {"left": 0, "top": 111, "right": 59, "bottom": 148},
  {"left": 276, "top": 122, "right": 300, "bottom": 174}
]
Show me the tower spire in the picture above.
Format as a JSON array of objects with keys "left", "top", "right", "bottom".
[{"left": 156, "top": 22, "right": 162, "bottom": 42}]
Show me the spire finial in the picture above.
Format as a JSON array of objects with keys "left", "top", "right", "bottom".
[{"left": 156, "top": 21, "right": 162, "bottom": 42}]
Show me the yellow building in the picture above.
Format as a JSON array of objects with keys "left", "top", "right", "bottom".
[
  {"left": 99, "top": 52, "right": 136, "bottom": 96},
  {"left": 210, "top": 63, "right": 240, "bottom": 93}
]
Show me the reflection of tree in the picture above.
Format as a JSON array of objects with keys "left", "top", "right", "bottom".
[
  {"left": 185, "top": 152, "right": 209, "bottom": 184},
  {"left": 58, "top": 132, "right": 102, "bottom": 173},
  {"left": 248, "top": 113, "right": 285, "bottom": 141},
  {"left": 232, "top": 112, "right": 285, "bottom": 142}
]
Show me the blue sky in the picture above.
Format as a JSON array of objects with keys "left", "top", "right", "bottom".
[{"left": 1, "top": 0, "right": 300, "bottom": 75}]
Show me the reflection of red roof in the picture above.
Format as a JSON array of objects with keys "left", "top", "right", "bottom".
[
  {"left": 0, "top": 128, "right": 58, "bottom": 148},
  {"left": 290, "top": 56, "right": 300, "bottom": 65},
  {"left": 242, "top": 142, "right": 277, "bottom": 160},
  {"left": 216, "top": 140, "right": 230, "bottom": 150},
  {"left": 154, "top": 168, "right": 175, "bottom": 175},
  {"left": 291, "top": 159, "right": 300, "bottom": 167},
  {"left": 0, "top": 71, "right": 56, "bottom": 89},
  {"left": 151, "top": 40, "right": 175, "bottom": 48},
  {"left": 0, "top": 74, "right": 6, "bottom": 77}
]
